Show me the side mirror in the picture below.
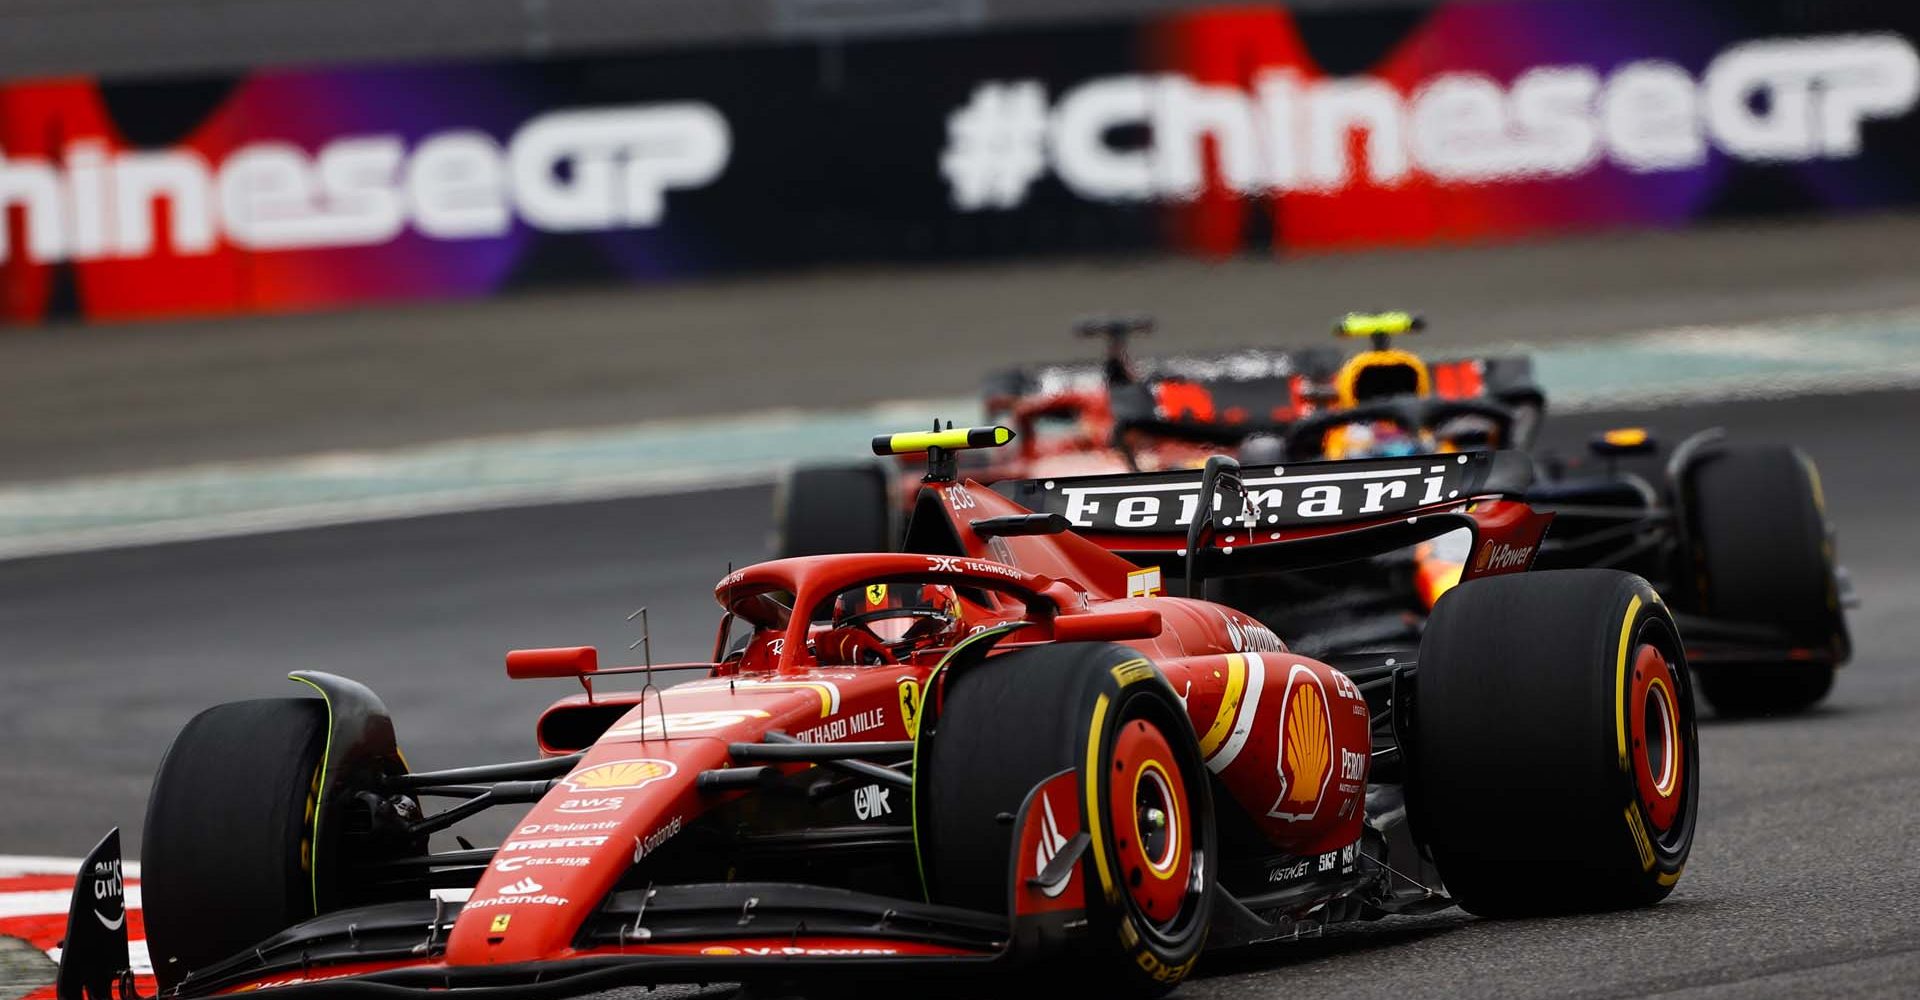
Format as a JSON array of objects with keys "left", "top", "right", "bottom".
[
  {"left": 506, "top": 646, "right": 598, "bottom": 680},
  {"left": 1054, "top": 609, "right": 1162, "bottom": 643},
  {"left": 1590, "top": 427, "right": 1657, "bottom": 457},
  {"left": 971, "top": 513, "right": 1069, "bottom": 538}
]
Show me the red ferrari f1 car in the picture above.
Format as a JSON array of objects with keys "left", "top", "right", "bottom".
[
  {"left": 58, "top": 428, "right": 1697, "bottom": 999},
  {"left": 780, "top": 315, "right": 1849, "bottom": 716}
]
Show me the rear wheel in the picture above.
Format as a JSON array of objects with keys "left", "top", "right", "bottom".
[
  {"left": 772, "top": 462, "right": 893, "bottom": 558},
  {"left": 1408, "top": 570, "right": 1696, "bottom": 916},
  {"left": 142, "top": 699, "right": 329, "bottom": 991},
  {"left": 920, "top": 643, "right": 1214, "bottom": 997},
  {"left": 1694, "top": 664, "right": 1834, "bottom": 718},
  {"left": 1683, "top": 446, "right": 1843, "bottom": 715}
]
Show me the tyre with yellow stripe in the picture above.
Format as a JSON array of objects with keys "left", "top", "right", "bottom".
[
  {"left": 1407, "top": 569, "right": 1696, "bottom": 915},
  {"left": 1681, "top": 445, "right": 1845, "bottom": 715},
  {"left": 142, "top": 699, "right": 332, "bottom": 992},
  {"left": 920, "top": 642, "right": 1215, "bottom": 997}
]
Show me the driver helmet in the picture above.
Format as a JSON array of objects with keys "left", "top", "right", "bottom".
[
  {"left": 1323, "top": 420, "right": 1424, "bottom": 460},
  {"left": 831, "top": 582, "right": 965, "bottom": 656}
]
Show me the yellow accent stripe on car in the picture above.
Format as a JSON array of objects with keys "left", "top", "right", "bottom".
[
  {"left": 1085, "top": 692, "right": 1115, "bottom": 902},
  {"left": 1197, "top": 655, "right": 1247, "bottom": 756},
  {"left": 1614, "top": 594, "right": 1642, "bottom": 769}
]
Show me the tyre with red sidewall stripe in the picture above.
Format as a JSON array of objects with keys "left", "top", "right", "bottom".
[
  {"left": 920, "top": 642, "right": 1215, "bottom": 997},
  {"left": 1407, "top": 569, "right": 1696, "bottom": 915}
]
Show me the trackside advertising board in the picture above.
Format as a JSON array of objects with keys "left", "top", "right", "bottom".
[{"left": 3, "top": 0, "right": 1920, "bottom": 324}]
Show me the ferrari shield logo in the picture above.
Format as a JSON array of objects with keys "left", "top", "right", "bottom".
[
  {"left": 490, "top": 914, "right": 511, "bottom": 934},
  {"left": 897, "top": 678, "right": 922, "bottom": 737},
  {"left": 866, "top": 583, "right": 888, "bottom": 606}
]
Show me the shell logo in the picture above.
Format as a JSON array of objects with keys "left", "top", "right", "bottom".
[
  {"left": 700, "top": 946, "right": 741, "bottom": 956},
  {"left": 1269, "top": 665, "right": 1334, "bottom": 822},
  {"left": 560, "top": 758, "right": 677, "bottom": 793}
]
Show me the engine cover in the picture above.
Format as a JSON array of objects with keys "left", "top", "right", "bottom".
[{"left": 1167, "top": 652, "right": 1370, "bottom": 855}]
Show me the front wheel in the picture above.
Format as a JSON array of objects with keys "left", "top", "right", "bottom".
[
  {"left": 1681, "top": 445, "right": 1845, "bottom": 715},
  {"left": 1408, "top": 569, "right": 1697, "bottom": 916},
  {"left": 772, "top": 462, "right": 894, "bottom": 558},
  {"left": 142, "top": 699, "right": 332, "bottom": 992},
  {"left": 919, "top": 642, "right": 1215, "bottom": 997}
]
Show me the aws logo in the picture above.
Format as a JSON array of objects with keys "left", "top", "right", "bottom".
[{"left": 1269, "top": 665, "right": 1334, "bottom": 822}]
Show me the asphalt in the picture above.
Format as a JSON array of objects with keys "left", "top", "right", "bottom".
[
  {"left": 10, "top": 211, "right": 1920, "bottom": 483},
  {"left": 1, "top": 387, "right": 1916, "bottom": 998}
]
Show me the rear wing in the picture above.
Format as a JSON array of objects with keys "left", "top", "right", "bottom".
[
  {"left": 984, "top": 348, "right": 1544, "bottom": 443},
  {"left": 993, "top": 450, "right": 1541, "bottom": 591}
]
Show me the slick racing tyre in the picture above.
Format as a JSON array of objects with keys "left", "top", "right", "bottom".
[
  {"left": 773, "top": 462, "right": 893, "bottom": 558},
  {"left": 1683, "top": 446, "right": 1844, "bottom": 715},
  {"left": 142, "top": 699, "right": 330, "bottom": 992},
  {"left": 919, "top": 643, "right": 1215, "bottom": 997},
  {"left": 1408, "top": 570, "right": 1696, "bottom": 916}
]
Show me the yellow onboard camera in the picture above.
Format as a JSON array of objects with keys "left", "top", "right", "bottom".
[
  {"left": 873, "top": 424, "right": 1016, "bottom": 483},
  {"left": 1332, "top": 312, "right": 1430, "bottom": 407},
  {"left": 871, "top": 425, "right": 1015, "bottom": 456}
]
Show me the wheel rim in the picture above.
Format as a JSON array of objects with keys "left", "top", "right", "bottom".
[
  {"left": 1108, "top": 717, "right": 1194, "bottom": 926},
  {"left": 1628, "top": 643, "right": 1685, "bottom": 832}
]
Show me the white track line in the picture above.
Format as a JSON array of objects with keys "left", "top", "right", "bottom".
[
  {"left": 0, "top": 887, "right": 143, "bottom": 920},
  {"left": 0, "top": 466, "right": 772, "bottom": 562},
  {"left": 0, "top": 856, "right": 140, "bottom": 879},
  {"left": 43, "top": 942, "right": 152, "bottom": 976}
]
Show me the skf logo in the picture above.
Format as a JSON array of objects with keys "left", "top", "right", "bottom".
[
  {"left": 866, "top": 583, "right": 888, "bottom": 606},
  {"left": 560, "top": 758, "right": 677, "bottom": 792},
  {"left": 1269, "top": 665, "right": 1335, "bottom": 822}
]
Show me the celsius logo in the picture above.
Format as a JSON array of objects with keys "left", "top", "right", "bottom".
[
  {"left": 941, "top": 34, "right": 1920, "bottom": 208},
  {"left": 0, "top": 103, "right": 730, "bottom": 264}
]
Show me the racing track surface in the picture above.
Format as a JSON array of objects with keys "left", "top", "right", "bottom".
[
  {"left": 11, "top": 212, "right": 1920, "bottom": 483},
  {"left": 3, "top": 389, "right": 1918, "bottom": 998}
]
